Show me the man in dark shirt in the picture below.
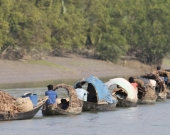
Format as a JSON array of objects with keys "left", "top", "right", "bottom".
[
  {"left": 45, "top": 84, "right": 57, "bottom": 105},
  {"left": 61, "top": 99, "right": 69, "bottom": 110}
]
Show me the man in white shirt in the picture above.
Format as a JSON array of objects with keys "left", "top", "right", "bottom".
[
  {"left": 149, "top": 79, "right": 156, "bottom": 90},
  {"left": 75, "top": 83, "right": 88, "bottom": 101}
]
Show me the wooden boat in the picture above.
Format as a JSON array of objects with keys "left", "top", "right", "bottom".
[
  {"left": 166, "top": 83, "right": 170, "bottom": 99},
  {"left": 105, "top": 78, "right": 138, "bottom": 107},
  {"left": 42, "top": 84, "right": 83, "bottom": 115},
  {"left": 0, "top": 97, "right": 48, "bottom": 121},
  {"left": 82, "top": 101, "right": 116, "bottom": 111},
  {"left": 160, "top": 69, "right": 170, "bottom": 99},
  {"left": 141, "top": 72, "right": 167, "bottom": 101},
  {"left": 134, "top": 77, "right": 157, "bottom": 104},
  {"left": 75, "top": 76, "right": 117, "bottom": 111},
  {"left": 167, "top": 91, "right": 170, "bottom": 99},
  {"left": 137, "top": 84, "right": 157, "bottom": 104}
]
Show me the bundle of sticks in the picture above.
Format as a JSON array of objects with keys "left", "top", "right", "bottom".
[{"left": 0, "top": 91, "right": 17, "bottom": 115}]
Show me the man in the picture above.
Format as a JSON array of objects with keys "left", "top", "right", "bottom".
[
  {"left": 75, "top": 82, "right": 88, "bottom": 101},
  {"left": 61, "top": 99, "right": 69, "bottom": 110},
  {"left": 149, "top": 79, "right": 156, "bottom": 90},
  {"left": 157, "top": 65, "right": 168, "bottom": 85},
  {"left": 129, "top": 77, "right": 138, "bottom": 90},
  {"left": 157, "top": 65, "right": 161, "bottom": 70},
  {"left": 45, "top": 84, "right": 57, "bottom": 105}
]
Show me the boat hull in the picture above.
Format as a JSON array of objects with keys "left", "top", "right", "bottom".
[
  {"left": 138, "top": 94, "right": 157, "bottom": 104},
  {"left": 42, "top": 105, "right": 82, "bottom": 116},
  {"left": 0, "top": 97, "right": 47, "bottom": 121},
  {"left": 138, "top": 99, "right": 156, "bottom": 104},
  {"left": 167, "top": 92, "right": 170, "bottom": 99},
  {"left": 138, "top": 87, "right": 157, "bottom": 104},
  {"left": 156, "top": 92, "right": 167, "bottom": 101},
  {"left": 82, "top": 101, "right": 116, "bottom": 111},
  {"left": 117, "top": 98, "right": 137, "bottom": 107}
]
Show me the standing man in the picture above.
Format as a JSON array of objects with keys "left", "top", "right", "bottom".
[{"left": 45, "top": 84, "right": 57, "bottom": 105}]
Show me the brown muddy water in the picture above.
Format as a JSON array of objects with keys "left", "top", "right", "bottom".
[{"left": 1, "top": 78, "right": 170, "bottom": 135}]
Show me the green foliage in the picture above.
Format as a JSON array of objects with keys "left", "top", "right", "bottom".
[
  {"left": 0, "top": 0, "right": 13, "bottom": 49},
  {"left": 0, "top": 0, "right": 169, "bottom": 63},
  {"left": 9, "top": 1, "right": 51, "bottom": 51},
  {"left": 96, "top": 27, "right": 128, "bottom": 61},
  {"left": 119, "top": 0, "right": 170, "bottom": 64}
]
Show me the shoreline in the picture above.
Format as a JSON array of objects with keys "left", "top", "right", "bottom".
[{"left": 0, "top": 56, "right": 156, "bottom": 88}]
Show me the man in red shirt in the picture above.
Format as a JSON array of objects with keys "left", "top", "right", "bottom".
[{"left": 128, "top": 77, "right": 138, "bottom": 89}]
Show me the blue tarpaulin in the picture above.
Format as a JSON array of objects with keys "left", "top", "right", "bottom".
[{"left": 76, "top": 76, "right": 116, "bottom": 104}]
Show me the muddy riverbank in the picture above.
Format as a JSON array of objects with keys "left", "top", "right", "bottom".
[{"left": 0, "top": 55, "right": 154, "bottom": 85}]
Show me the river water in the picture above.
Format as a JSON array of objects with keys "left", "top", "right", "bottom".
[{"left": 1, "top": 81, "right": 170, "bottom": 135}]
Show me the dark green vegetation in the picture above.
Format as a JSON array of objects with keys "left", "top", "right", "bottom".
[{"left": 0, "top": 0, "right": 170, "bottom": 64}]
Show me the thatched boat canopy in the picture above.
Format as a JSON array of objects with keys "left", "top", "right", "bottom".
[
  {"left": 140, "top": 72, "right": 166, "bottom": 93},
  {"left": 75, "top": 76, "right": 116, "bottom": 104},
  {"left": 53, "top": 84, "right": 82, "bottom": 109},
  {"left": 157, "top": 70, "right": 170, "bottom": 78},
  {"left": 105, "top": 78, "right": 138, "bottom": 100}
]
